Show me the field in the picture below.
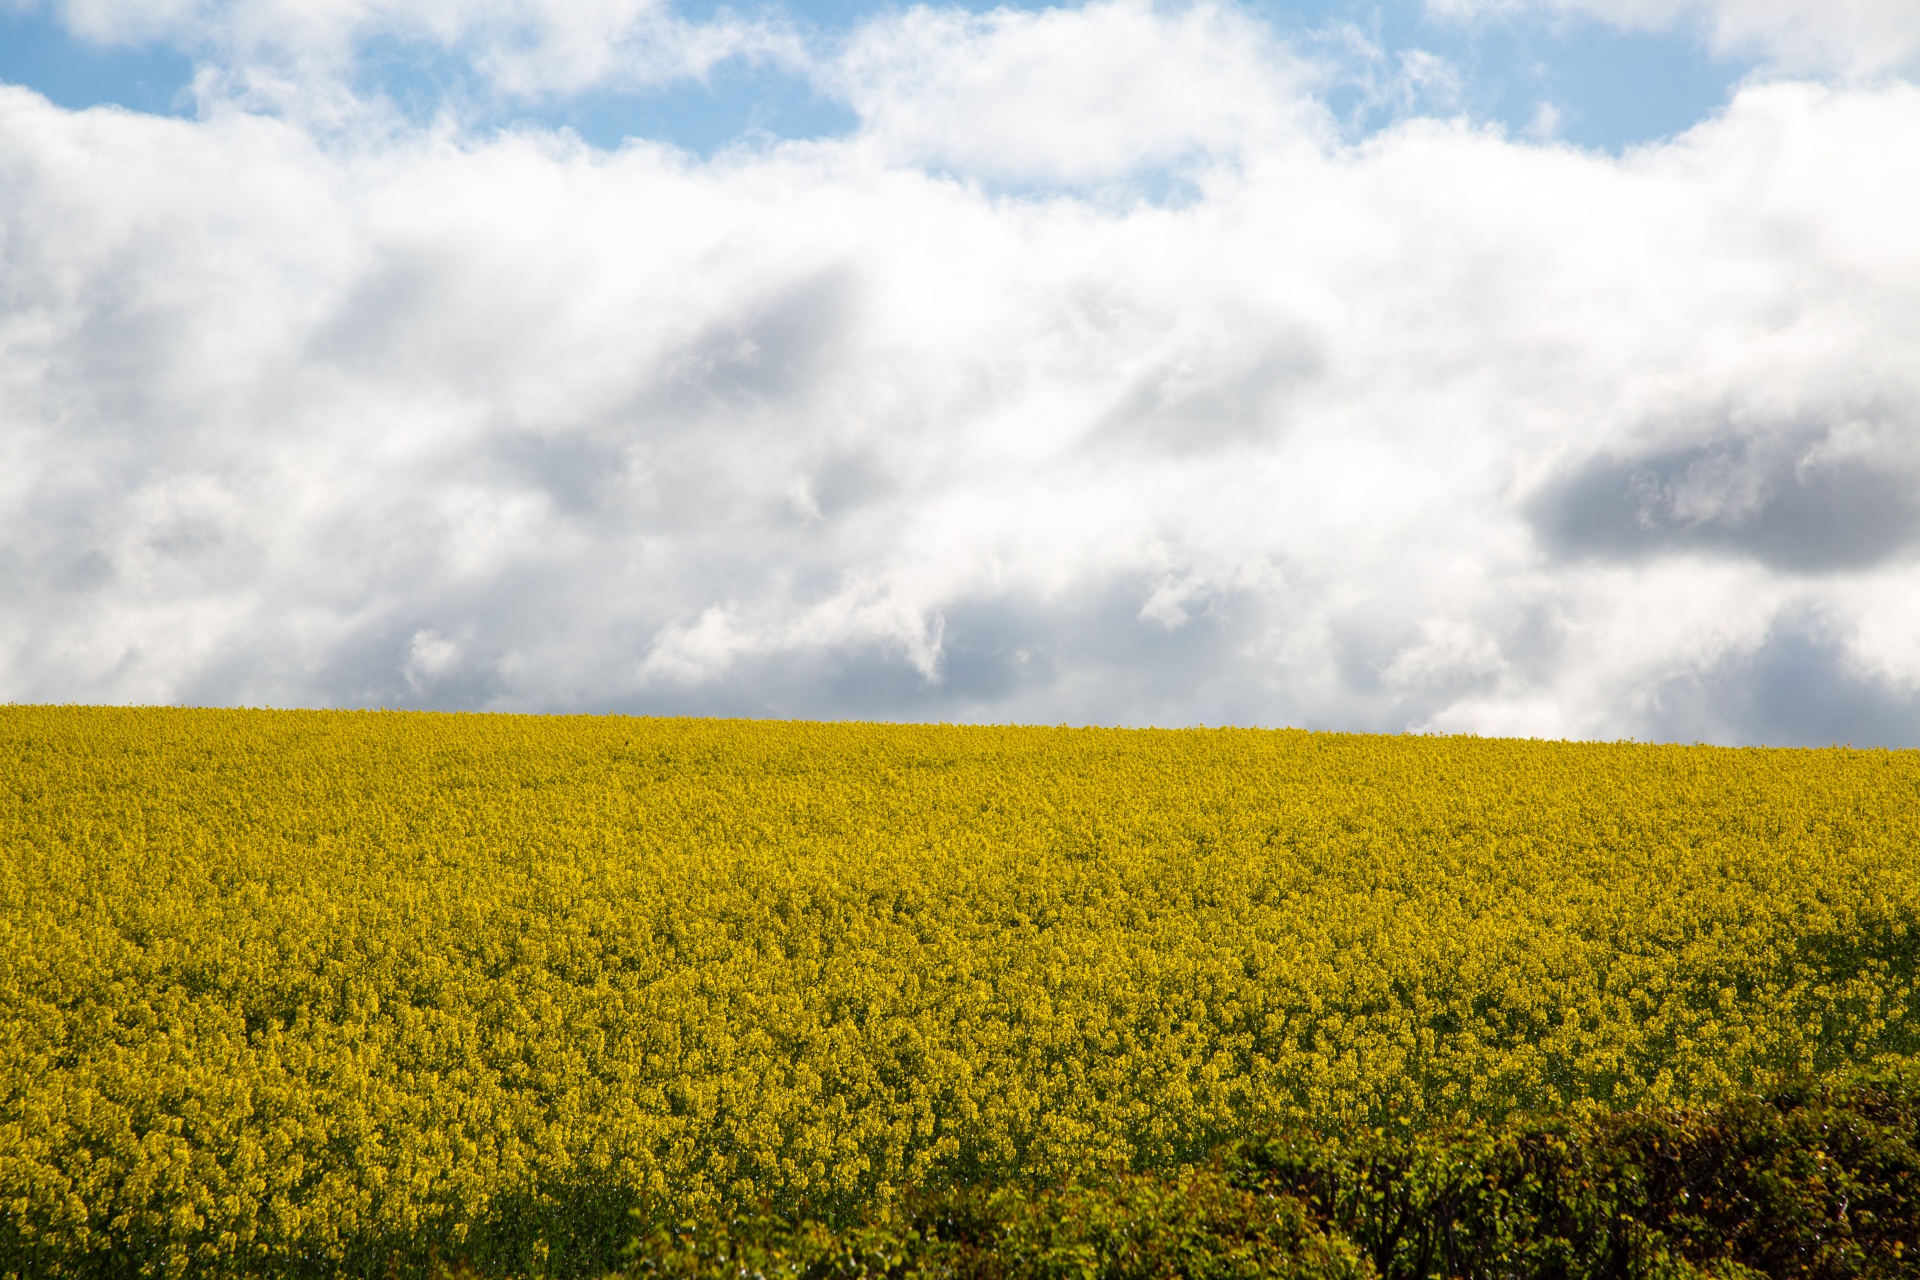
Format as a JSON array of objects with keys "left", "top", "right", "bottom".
[{"left": 3, "top": 707, "right": 1919, "bottom": 1277}]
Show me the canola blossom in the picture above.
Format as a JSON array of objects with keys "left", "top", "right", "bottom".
[{"left": 1, "top": 707, "right": 1917, "bottom": 1276}]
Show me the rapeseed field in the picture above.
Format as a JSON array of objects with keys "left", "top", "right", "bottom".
[{"left": 2, "top": 707, "right": 1917, "bottom": 1277}]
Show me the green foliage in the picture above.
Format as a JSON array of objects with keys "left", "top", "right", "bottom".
[
  {"left": 612, "top": 1072, "right": 1920, "bottom": 1280},
  {"left": 1235, "top": 1069, "right": 1920, "bottom": 1279},
  {"left": 3, "top": 707, "right": 1919, "bottom": 1276},
  {"left": 627, "top": 1166, "right": 1370, "bottom": 1280}
]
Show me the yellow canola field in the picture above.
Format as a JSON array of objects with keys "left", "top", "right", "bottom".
[{"left": 2, "top": 707, "right": 1918, "bottom": 1274}]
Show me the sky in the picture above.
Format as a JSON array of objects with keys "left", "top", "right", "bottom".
[{"left": 1, "top": 0, "right": 1918, "bottom": 743}]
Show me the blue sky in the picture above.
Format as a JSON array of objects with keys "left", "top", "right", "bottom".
[{"left": 1, "top": 0, "right": 1749, "bottom": 152}]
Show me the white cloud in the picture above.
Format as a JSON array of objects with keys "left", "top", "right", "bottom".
[
  {"left": 403, "top": 627, "right": 464, "bottom": 692},
  {"left": 32, "top": 0, "right": 801, "bottom": 118},
  {"left": 828, "top": 0, "right": 1324, "bottom": 184},
  {"left": 1428, "top": 0, "right": 1920, "bottom": 79},
  {"left": 2, "top": 4, "right": 1920, "bottom": 742}
]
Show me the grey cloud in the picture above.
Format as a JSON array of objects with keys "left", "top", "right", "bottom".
[
  {"left": 803, "top": 451, "right": 897, "bottom": 521},
  {"left": 1329, "top": 597, "right": 1567, "bottom": 706},
  {"left": 611, "top": 576, "right": 1561, "bottom": 738},
  {"left": 486, "top": 432, "right": 636, "bottom": 518},
  {"left": 34, "top": 268, "right": 217, "bottom": 455},
  {"left": 311, "top": 252, "right": 468, "bottom": 376},
  {"left": 1091, "top": 331, "right": 1321, "bottom": 455},
  {"left": 597, "top": 577, "right": 1297, "bottom": 726},
  {"left": 0, "top": 494, "right": 114, "bottom": 598},
  {"left": 1528, "top": 427, "right": 1920, "bottom": 574},
  {"left": 1638, "top": 612, "right": 1920, "bottom": 748},
  {"left": 923, "top": 582, "right": 1277, "bottom": 723},
  {"left": 52, "top": 550, "right": 116, "bottom": 595},
  {"left": 657, "top": 268, "right": 862, "bottom": 410}
]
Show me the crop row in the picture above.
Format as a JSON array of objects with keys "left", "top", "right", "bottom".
[{"left": 2, "top": 708, "right": 1917, "bottom": 1276}]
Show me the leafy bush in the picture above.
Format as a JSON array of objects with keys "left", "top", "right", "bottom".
[
  {"left": 611, "top": 1072, "right": 1920, "bottom": 1280},
  {"left": 627, "top": 1170, "right": 1369, "bottom": 1280}
]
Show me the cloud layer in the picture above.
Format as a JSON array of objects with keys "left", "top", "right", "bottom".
[
  {"left": 1429, "top": 0, "right": 1920, "bottom": 79},
  {"left": 4, "top": 0, "right": 1920, "bottom": 743}
]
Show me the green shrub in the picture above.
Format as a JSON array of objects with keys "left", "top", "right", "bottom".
[{"left": 609, "top": 1072, "right": 1920, "bottom": 1280}]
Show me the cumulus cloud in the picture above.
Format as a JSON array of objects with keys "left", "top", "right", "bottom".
[
  {"left": 2, "top": 2, "right": 1920, "bottom": 744},
  {"left": 828, "top": 1, "right": 1324, "bottom": 184}
]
